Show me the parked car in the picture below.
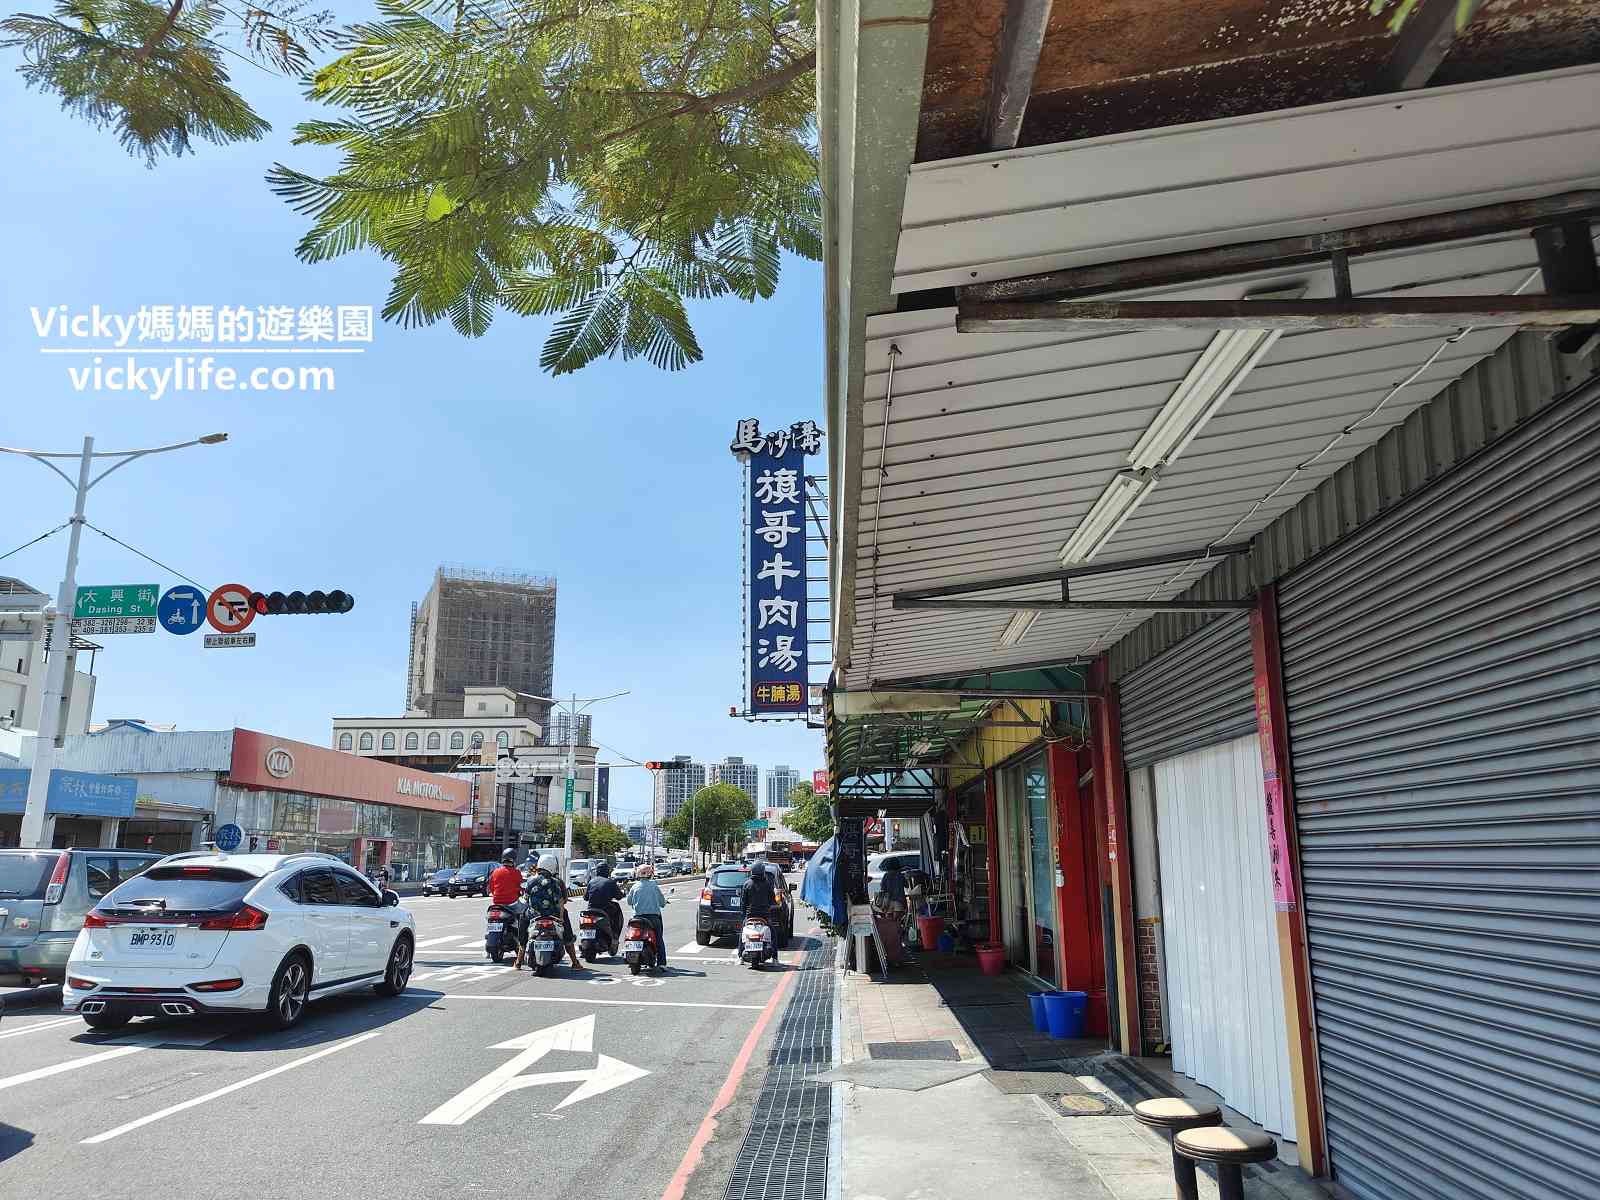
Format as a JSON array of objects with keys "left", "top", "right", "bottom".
[
  {"left": 0, "top": 848, "right": 164, "bottom": 986},
  {"left": 567, "top": 859, "right": 594, "bottom": 889},
  {"left": 446, "top": 860, "right": 494, "bottom": 897},
  {"left": 613, "top": 859, "right": 638, "bottom": 885},
  {"left": 420, "top": 868, "right": 457, "bottom": 896},
  {"left": 866, "top": 851, "right": 923, "bottom": 901},
  {"left": 696, "top": 864, "right": 793, "bottom": 947},
  {"left": 63, "top": 852, "right": 415, "bottom": 1031}
]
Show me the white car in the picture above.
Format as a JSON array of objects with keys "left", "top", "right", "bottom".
[
  {"left": 63, "top": 852, "right": 416, "bottom": 1032},
  {"left": 613, "top": 862, "right": 637, "bottom": 884},
  {"left": 567, "top": 859, "right": 594, "bottom": 888},
  {"left": 866, "top": 851, "right": 923, "bottom": 901}
]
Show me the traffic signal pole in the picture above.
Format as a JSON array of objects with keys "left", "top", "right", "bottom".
[{"left": 0, "top": 433, "right": 227, "bottom": 848}]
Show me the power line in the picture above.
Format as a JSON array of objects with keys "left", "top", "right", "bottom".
[
  {"left": 82, "top": 522, "right": 210, "bottom": 594},
  {"left": 0, "top": 522, "right": 69, "bottom": 567}
]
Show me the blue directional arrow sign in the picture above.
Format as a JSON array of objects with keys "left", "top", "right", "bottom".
[{"left": 157, "top": 585, "right": 206, "bottom": 636}]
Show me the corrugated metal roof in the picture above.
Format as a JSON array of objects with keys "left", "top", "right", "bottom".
[
  {"left": 839, "top": 66, "right": 1600, "bottom": 690},
  {"left": 46, "top": 729, "right": 236, "bottom": 775},
  {"left": 894, "top": 65, "right": 1600, "bottom": 292}
]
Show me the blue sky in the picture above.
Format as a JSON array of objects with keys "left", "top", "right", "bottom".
[{"left": 0, "top": 56, "right": 824, "bottom": 825}]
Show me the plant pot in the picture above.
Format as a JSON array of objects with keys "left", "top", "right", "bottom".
[
  {"left": 975, "top": 944, "right": 1006, "bottom": 976},
  {"left": 916, "top": 915, "right": 945, "bottom": 950}
]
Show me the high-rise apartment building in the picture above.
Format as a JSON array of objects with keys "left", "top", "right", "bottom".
[
  {"left": 765, "top": 764, "right": 802, "bottom": 807},
  {"left": 543, "top": 711, "right": 593, "bottom": 749},
  {"left": 711, "top": 755, "right": 760, "bottom": 798},
  {"left": 653, "top": 755, "right": 708, "bottom": 825},
  {"left": 407, "top": 567, "right": 556, "bottom": 726}
]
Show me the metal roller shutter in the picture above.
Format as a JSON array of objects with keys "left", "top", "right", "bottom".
[
  {"left": 1277, "top": 386, "right": 1600, "bottom": 1200},
  {"left": 1119, "top": 613, "right": 1256, "bottom": 768}
]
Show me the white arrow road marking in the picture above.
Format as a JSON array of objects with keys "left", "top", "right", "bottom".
[
  {"left": 0, "top": 1027, "right": 227, "bottom": 1092},
  {"left": 82, "top": 1029, "right": 384, "bottom": 1144},
  {"left": 419, "top": 1014, "right": 648, "bottom": 1126}
]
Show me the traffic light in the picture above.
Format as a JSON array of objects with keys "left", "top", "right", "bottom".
[
  {"left": 644, "top": 760, "right": 689, "bottom": 771},
  {"left": 250, "top": 589, "right": 356, "bottom": 615}
]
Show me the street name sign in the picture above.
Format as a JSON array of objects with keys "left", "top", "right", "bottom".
[
  {"left": 74, "top": 584, "right": 158, "bottom": 619},
  {"left": 73, "top": 617, "right": 156, "bottom": 636},
  {"left": 204, "top": 633, "right": 256, "bottom": 649},
  {"left": 564, "top": 776, "right": 575, "bottom": 813},
  {"left": 745, "top": 818, "right": 769, "bottom": 830},
  {"left": 157, "top": 586, "right": 206, "bottom": 635}
]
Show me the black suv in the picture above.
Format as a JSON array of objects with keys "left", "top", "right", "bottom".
[
  {"left": 445, "top": 860, "right": 494, "bottom": 897},
  {"left": 696, "top": 865, "right": 794, "bottom": 947}
]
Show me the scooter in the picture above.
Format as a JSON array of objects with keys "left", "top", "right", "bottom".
[
  {"left": 739, "top": 915, "right": 778, "bottom": 969},
  {"left": 577, "top": 907, "right": 618, "bottom": 962},
  {"left": 526, "top": 915, "right": 565, "bottom": 976},
  {"left": 622, "top": 917, "right": 661, "bottom": 975},
  {"left": 485, "top": 902, "right": 522, "bottom": 964}
]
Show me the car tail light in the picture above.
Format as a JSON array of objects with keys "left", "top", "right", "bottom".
[
  {"left": 84, "top": 912, "right": 109, "bottom": 928},
  {"left": 198, "top": 904, "right": 269, "bottom": 931},
  {"left": 700, "top": 889, "right": 712, "bottom": 903},
  {"left": 43, "top": 852, "right": 70, "bottom": 905},
  {"left": 67, "top": 975, "right": 99, "bottom": 989},
  {"left": 190, "top": 978, "right": 245, "bottom": 992}
]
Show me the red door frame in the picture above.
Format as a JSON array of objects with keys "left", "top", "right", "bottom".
[
  {"left": 1051, "top": 740, "right": 1108, "bottom": 1034},
  {"left": 983, "top": 768, "right": 1001, "bottom": 945},
  {"left": 1088, "top": 658, "right": 1141, "bottom": 1055}
]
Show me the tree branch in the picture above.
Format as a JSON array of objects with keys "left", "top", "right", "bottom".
[
  {"left": 599, "top": 49, "right": 815, "bottom": 147},
  {"left": 132, "top": 0, "right": 185, "bottom": 65}
]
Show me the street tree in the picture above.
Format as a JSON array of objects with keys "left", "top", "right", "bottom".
[
  {"left": 588, "top": 820, "right": 630, "bottom": 858},
  {"left": 783, "top": 782, "right": 832, "bottom": 841},
  {"left": 2, "top": 0, "right": 820, "bottom": 375},
  {"left": 664, "top": 781, "right": 754, "bottom": 856}
]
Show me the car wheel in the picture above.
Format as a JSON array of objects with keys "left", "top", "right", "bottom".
[
  {"left": 695, "top": 930, "right": 711, "bottom": 946},
  {"left": 376, "top": 936, "right": 413, "bottom": 995},
  {"left": 266, "top": 953, "right": 312, "bottom": 1030},
  {"left": 82, "top": 1009, "right": 131, "bottom": 1030}
]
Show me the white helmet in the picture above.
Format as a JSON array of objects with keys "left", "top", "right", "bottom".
[{"left": 537, "top": 852, "right": 560, "bottom": 875}]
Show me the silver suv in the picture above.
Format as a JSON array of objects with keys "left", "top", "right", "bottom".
[{"left": 0, "top": 848, "right": 164, "bottom": 985}]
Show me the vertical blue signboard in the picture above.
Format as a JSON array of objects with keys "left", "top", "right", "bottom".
[{"left": 733, "top": 418, "right": 822, "bottom": 715}]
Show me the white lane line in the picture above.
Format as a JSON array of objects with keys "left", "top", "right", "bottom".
[
  {"left": 415, "top": 934, "right": 477, "bottom": 948},
  {"left": 675, "top": 941, "right": 704, "bottom": 955},
  {"left": 0, "top": 1044, "right": 147, "bottom": 1091},
  {"left": 0, "top": 1015, "right": 82, "bottom": 1040},
  {"left": 438, "top": 994, "right": 765, "bottom": 1011},
  {"left": 82, "top": 1030, "right": 385, "bottom": 1144}
]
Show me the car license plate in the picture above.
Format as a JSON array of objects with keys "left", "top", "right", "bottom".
[
  {"left": 578, "top": 930, "right": 596, "bottom": 940},
  {"left": 533, "top": 940, "right": 556, "bottom": 952},
  {"left": 486, "top": 921, "right": 503, "bottom": 931},
  {"left": 127, "top": 929, "right": 176, "bottom": 950},
  {"left": 623, "top": 940, "right": 643, "bottom": 952}
]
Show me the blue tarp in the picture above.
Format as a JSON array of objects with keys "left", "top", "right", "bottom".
[{"left": 800, "top": 835, "right": 845, "bottom": 928}]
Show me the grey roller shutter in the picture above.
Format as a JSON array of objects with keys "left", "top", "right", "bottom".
[
  {"left": 1277, "top": 385, "right": 1600, "bottom": 1200},
  {"left": 1119, "top": 613, "right": 1255, "bottom": 768}
]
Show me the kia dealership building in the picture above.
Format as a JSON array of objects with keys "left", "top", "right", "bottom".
[{"left": 44, "top": 724, "right": 470, "bottom": 876}]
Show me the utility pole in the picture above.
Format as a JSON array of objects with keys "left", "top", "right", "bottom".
[
  {"left": 1, "top": 433, "right": 227, "bottom": 848},
  {"left": 515, "top": 689, "right": 627, "bottom": 876}
]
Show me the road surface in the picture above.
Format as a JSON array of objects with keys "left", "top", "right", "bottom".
[{"left": 0, "top": 877, "right": 825, "bottom": 1200}]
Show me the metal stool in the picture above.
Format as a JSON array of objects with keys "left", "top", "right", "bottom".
[
  {"left": 1132, "top": 1098, "right": 1223, "bottom": 1200},
  {"left": 1175, "top": 1124, "right": 1278, "bottom": 1200}
]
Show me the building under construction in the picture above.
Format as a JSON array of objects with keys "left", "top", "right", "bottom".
[{"left": 406, "top": 566, "right": 556, "bottom": 725}]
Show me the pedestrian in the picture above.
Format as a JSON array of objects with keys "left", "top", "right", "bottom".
[
  {"left": 626, "top": 864, "right": 669, "bottom": 970},
  {"left": 518, "top": 852, "right": 581, "bottom": 971}
]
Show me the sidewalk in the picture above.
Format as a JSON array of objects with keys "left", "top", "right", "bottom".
[{"left": 828, "top": 948, "right": 1332, "bottom": 1200}]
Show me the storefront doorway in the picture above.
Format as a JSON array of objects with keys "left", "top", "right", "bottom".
[
  {"left": 998, "top": 753, "right": 1058, "bottom": 986},
  {"left": 362, "top": 838, "right": 390, "bottom": 875}
]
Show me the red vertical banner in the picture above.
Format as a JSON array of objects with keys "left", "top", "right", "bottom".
[
  {"left": 983, "top": 769, "right": 1001, "bottom": 946},
  {"left": 1251, "top": 604, "right": 1298, "bottom": 913}
]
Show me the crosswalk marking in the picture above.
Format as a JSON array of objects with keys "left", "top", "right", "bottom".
[{"left": 415, "top": 934, "right": 476, "bottom": 948}]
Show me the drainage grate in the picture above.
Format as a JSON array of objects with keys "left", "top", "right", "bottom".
[
  {"left": 867, "top": 1039, "right": 959, "bottom": 1061},
  {"left": 722, "top": 942, "right": 835, "bottom": 1200}
]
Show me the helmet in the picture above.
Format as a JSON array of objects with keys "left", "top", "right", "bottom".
[
  {"left": 537, "top": 852, "right": 560, "bottom": 875},
  {"left": 637, "top": 863, "right": 655, "bottom": 879},
  {"left": 594, "top": 861, "right": 612, "bottom": 877},
  {"left": 501, "top": 848, "right": 517, "bottom": 863}
]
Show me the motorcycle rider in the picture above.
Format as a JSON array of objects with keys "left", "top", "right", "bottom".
[
  {"left": 517, "top": 852, "right": 581, "bottom": 971},
  {"left": 740, "top": 861, "right": 778, "bottom": 923},
  {"left": 583, "top": 860, "right": 626, "bottom": 954},
  {"left": 625, "top": 863, "right": 668, "bottom": 971},
  {"left": 487, "top": 848, "right": 525, "bottom": 947}
]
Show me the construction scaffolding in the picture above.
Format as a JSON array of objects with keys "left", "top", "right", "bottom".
[{"left": 406, "top": 565, "right": 557, "bottom": 722}]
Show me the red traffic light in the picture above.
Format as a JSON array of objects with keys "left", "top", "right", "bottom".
[
  {"left": 644, "top": 761, "right": 688, "bottom": 771},
  {"left": 247, "top": 589, "right": 356, "bottom": 615}
]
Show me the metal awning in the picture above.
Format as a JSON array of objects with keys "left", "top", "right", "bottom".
[{"left": 834, "top": 65, "right": 1600, "bottom": 691}]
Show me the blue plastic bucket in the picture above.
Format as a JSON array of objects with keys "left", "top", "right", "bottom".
[
  {"left": 1027, "top": 991, "right": 1056, "bottom": 1033},
  {"left": 1044, "top": 990, "right": 1088, "bottom": 1038},
  {"left": 937, "top": 931, "right": 955, "bottom": 953}
]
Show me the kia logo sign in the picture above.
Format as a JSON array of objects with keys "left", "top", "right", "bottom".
[{"left": 264, "top": 748, "right": 295, "bottom": 779}]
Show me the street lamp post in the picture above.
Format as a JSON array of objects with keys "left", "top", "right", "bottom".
[
  {"left": 1, "top": 433, "right": 227, "bottom": 848},
  {"left": 513, "top": 689, "right": 627, "bottom": 874}
]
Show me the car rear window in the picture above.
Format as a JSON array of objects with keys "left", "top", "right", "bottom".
[
  {"left": 711, "top": 869, "right": 748, "bottom": 888},
  {"left": 570, "top": 860, "right": 591, "bottom": 870},
  {"left": 0, "top": 851, "right": 59, "bottom": 899},
  {"left": 459, "top": 862, "right": 492, "bottom": 876},
  {"left": 100, "top": 865, "right": 258, "bottom": 912}
]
